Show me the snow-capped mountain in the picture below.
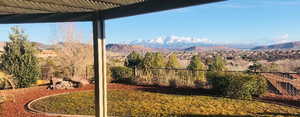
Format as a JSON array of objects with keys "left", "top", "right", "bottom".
[{"left": 130, "top": 36, "right": 217, "bottom": 49}]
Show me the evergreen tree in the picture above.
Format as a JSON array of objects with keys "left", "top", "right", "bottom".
[
  {"left": 1, "top": 26, "right": 40, "bottom": 88},
  {"left": 187, "top": 55, "right": 205, "bottom": 70},
  {"left": 140, "top": 52, "right": 165, "bottom": 69},
  {"left": 209, "top": 56, "right": 227, "bottom": 72},
  {"left": 125, "top": 51, "right": 142, "bottom": 69},
  {"left": 140, "top": 52, "right": 166, "bottom": 76},
  {"left": 140, "top": 52, "right": 154, "bottom": 69},
  {"left": 187, "top": 55, "right": 205, "bottom": 82},
  {"left": 152, "top": 52, "right": 165, "bottom": 68},
  {"left": 166, "top": 53, "right": 181, "bottom": 69}
]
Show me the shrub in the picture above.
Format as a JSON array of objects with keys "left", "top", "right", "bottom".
[
  {"left": 110, "top": 66, "right": 133, "bottom": 84},
  {"left": 207, "top": 72, "right": 230, "bottom": 94},
  {"left": 207, "top": 72, "right": 267, "bottom": 99},
  {"left": 252, "top": 75, "right": 268, "bottom": 96}
]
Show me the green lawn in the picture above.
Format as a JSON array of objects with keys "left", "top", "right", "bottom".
[{"left": 31, "top": 89, "right": 300, "bottom": 117}]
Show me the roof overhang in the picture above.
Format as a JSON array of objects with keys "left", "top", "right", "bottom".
[{"left": 0, "top": 0, "right": 224, "bottom": 24}]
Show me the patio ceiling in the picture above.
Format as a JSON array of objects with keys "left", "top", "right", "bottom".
[{"left": 0, "top": 0, "right": 224, "bottom": 23}]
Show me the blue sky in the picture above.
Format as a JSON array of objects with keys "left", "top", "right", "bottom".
[{"left": 0, "top": 0, "right": 300, "bottom": 45}]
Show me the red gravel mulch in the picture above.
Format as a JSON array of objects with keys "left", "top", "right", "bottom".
[{"left": 0, "top": 83, "right": 145, "bottom": 117}]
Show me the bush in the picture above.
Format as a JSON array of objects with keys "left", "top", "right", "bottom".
[
  {"left": 110, "top": 66, "right": 133, "bottom": 84},
  {"left": 207, "top": 72, "right": 267, "bottom": 99},
  {"left": 207, "top": 72, "right": 230, "bottom": 94}
]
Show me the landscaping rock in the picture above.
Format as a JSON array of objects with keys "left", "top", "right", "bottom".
[
  {"left": 49, "top": 78, "right": 74, "bottom": 90},
  {"left": 70, "top": 77, "right": 90, "bottom": 87},
  {"left": 54, "top": 81, "right": 75, "bottom": 90},
  {"left": 48, "top": 77, "right": 90, "bottom": 90}
]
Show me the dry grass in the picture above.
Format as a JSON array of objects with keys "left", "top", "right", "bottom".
[{"left": 31, "top": 89, "right": 300, "bottom": 117}]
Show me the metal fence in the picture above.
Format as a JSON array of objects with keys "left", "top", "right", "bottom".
[
  {"left": 134, "top": 68, "right": 300, "bottom": 97},
  {"left": 261, "top": 72, "right": 300, "bottom": 96},
  {"left": 134, "top": 68, "right": 207, "bottom": 88},
  {"left": 41, "top": 66, "right": 94, "bottom": 80}
]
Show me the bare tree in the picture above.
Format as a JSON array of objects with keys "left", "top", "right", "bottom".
[{"left": 53, "top": 23, "right": 93, "bottom": 81}]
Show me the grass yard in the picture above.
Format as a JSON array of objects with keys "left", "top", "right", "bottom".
[{"left": 31, "top": 89, "right": 300, "bottom": 117}]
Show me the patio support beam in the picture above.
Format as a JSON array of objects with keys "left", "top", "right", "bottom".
[{"left": 93, "top": 12, "right": 107, "bottom": 117}]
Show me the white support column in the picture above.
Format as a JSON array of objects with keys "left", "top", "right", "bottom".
[{"left": 93, "top": 13, "right": 107, "bottom": 117}]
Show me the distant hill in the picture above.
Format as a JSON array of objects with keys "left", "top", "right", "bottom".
[
  {"left": 32, "top": 42, "right": 53, "bottom": 50},
  {"left": 106, "top": 44, "right": 158, "bottom": 53},
  {"left": 183, "top": 46, "right": 237, "bottom": 52},
  {"left": 253, "top": 41, "right": 300, "bottom": 50},
  {"left": 0, "top": 41, "right": 52, "bottom": 51}
]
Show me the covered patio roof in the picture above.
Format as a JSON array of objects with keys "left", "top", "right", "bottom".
[{"left": 0, "top": 0, "right": 224, "bottom": 23}]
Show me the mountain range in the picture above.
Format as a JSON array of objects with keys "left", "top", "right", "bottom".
[
  {"left": 130, "top": 36, "right": 217, "bottom": 49},
  {"left": 252, "top": 41, "right": 300, "bottom": 50},
  {"left": 129, "top": 36, "right": 256, "bottom": 49},
  {"left": 0, "top": 37, "right": 299, "bottom": 53}
]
